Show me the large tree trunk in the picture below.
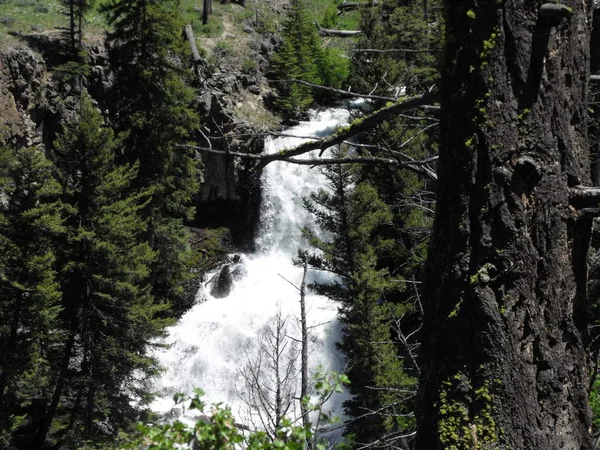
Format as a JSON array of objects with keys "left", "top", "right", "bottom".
[{"left": 417, "top": 1, "right": 594, "bottom": 449}]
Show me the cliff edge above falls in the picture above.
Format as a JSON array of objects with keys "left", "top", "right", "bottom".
[{"left": 0, "top": 2, "right": 287, "bottom": 249}]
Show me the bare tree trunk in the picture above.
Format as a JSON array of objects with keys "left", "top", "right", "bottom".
[
  {"left": 299, "top": 262, "right": 310, "bottom": 447},
  {"left": 417, "top": 1, "right": 593, "bottom": 449},
  {"left": 590, "top": 8, "right": 600, "bottom": 186},
  {"left": 34, "top": 329, "right": 76, "bottom": 448},
  {"left": 202, "top": 0, "right": 211, "bottom": 25},
  {"left": 69, "top": 0, "right": 76, "bottom": 55},
  {"left": 184, "top": 24, "right": 202, "bottom": 62}
]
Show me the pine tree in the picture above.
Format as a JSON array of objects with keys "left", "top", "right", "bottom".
[
  {"left": 270, "top": 0, "right": 349, "bottom": 117},
  {"left": 0, "top": 146, "right": 63, "bottom": 449},
  {"left": 351, "top": 0, "right": 442, "bottom": 97},
  {"left": 103, "top": 0, "right": 200, "bottom": 315},
  {"left": 34, "top": 97, "right": 168, "bottom": 448},
  {"left": 60, "top": 0, "right": 92, "bottom": 56},
  {"left": 271, "top": 38, "right": 313, "bottom": 115},
  {"left": 299, "top": 152, "right": 415, "bottom": 448}
]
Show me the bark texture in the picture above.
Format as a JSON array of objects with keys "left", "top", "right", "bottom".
[{"left": 417, "top": 1, "right": 594, "bottom": 449}]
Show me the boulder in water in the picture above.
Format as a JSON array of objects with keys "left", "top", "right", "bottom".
[
  {"left": 209, "top": 256, "right": 246, "bottom": 298},
  {"left": 210, "top": 264, "right": 234, "bottom": 298}
]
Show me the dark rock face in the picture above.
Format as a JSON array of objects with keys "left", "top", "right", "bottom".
[
  {"left": 0, "top": 44, "right": 49, "bottom": 148},
  {"left": 0, "top": 37, "right": 269, "bottom": 249},
  {"left": 192, "top": 72, "right": 265, "bottom": 249},
  {"left": 0, "top": 39, "right": 110, "bottom": 152}
]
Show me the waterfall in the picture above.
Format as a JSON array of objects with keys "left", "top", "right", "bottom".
[{"left": 150, "top": 107, "right": 354, "bottom": 434}]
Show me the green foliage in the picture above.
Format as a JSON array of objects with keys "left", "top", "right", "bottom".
[
  {"left": 0, "top": 0, "right": 106, "bottom": 41},
  {"left": 242, "top": 57, "right": 259, "bottom": 75},
  {"left": 103, "top": 0, "right": 199, "bottom": 214},
  {"left": 125, "top": 392, "right": 304, "bottom": 450},
  {"left": 270, "top": 0, "right": 349, "bottom": 117},
  {"left": 32, "top": 96, "right": 171, "bottom": 447},
  {"left": 103, "top": 0, "right": 200, "bottom": 314},
  {"left": 0, "top": 146, "right": 63, "bottom": 450},
  {"left": 437, "top": 375, "right": 499, "bottom": 450},
  {"left": 318, "top": 47, "right": 350, "bottom": 93},
  {"left": 124, "top": 371, "right": 348, "bottom": 450},
  {"left": 195, "top": 16, "right": 224, "bottom": 37},
  {"left": 209, "top": 40, "right": 234, "bottom": 68},
  {"left": 59, "top": 0, "right": 94, "bottom": 56},
  {"left": 590, "top": 376, "right": 600, "bottom": 433},
  {"left": 351, "top": 0, "right": 443, "bottom": 97},
  {"left": 52, "top": 60, "right": 92, "bottom": 89},
  {"left": 299, "top": 148, "right": 416, "bottom": 447}
]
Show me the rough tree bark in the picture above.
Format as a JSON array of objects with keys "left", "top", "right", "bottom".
[{"left": 417, "top": 1, "right": 594, "bottom": 449}]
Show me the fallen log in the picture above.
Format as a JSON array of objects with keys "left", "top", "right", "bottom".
[
  {"left": 317, "top": 26, "right": 362, "bottom": 37},
  {"left": 338, "top": 1, "right": 379, "bottom": 13}
]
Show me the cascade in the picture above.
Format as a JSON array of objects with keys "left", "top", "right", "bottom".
[{"left": 151, "top": 107, "right": 354, "bottom": 434}]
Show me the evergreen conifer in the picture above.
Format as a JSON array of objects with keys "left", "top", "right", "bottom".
[
  {"left": 103, "top": 0, "right": 200, "bottom": 315},
  {"left": 270, "top": 0, "right": 349, "bottom": 116},
  {"left": 299, "top": 151, "right": 415, "bottom": 448},
  {"left": 35, "top": 97, "right": 168, "bottom": 448},
  {"left": 0, "top": 147, "right": 63, "bottom": 449}
]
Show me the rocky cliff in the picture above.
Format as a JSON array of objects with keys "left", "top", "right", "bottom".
[{"left": 0, "top": 26, "right": 280, "bottom": 249}]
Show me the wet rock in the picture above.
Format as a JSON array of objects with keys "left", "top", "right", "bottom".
[
  {"left": 209, "top": 256, "right": 246, "bottom": 299},
  {"left": 210, "top": 264, "right": 234, "bottom": 298}
]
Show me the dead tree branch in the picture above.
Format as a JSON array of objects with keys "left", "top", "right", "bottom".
[
  {"left": 350, "top": 48, "right": 442, "bottom": 54},
  {"left": 318, "top": 27, "right": 362, "bottom": 37},
  {"left": 179, "top": 144, "right": 438, "bottom": 180},
  {"left": 338, "top": 1, "right": 379, "bottom": 13},
  {"left": 184, "top": 24, "right": 202, "bottom": 63},
  {"left": 261, "top": 91, "right": 439, "bottom": 162},
  {"left": 570, "top": 185, "right": 600, "bottom": 204},
  {"left": 299, "top": 262, "right": 310, "bottom": 446},
  {"left": 269, "top": 78, "right": 398, "bottom": 102}
]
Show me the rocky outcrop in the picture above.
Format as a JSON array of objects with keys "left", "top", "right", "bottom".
[
  {"left": 0, "top": 38, "right": 108, "bottom": 151},
  {"left": 192, "top": 69, "right": 268, "bottom": 248},
  {"left": 0, "top": 44, "right": 49, "bottom": 148},
  {"left": 0, "top": 31, "right": 276, "bottom": 248}
]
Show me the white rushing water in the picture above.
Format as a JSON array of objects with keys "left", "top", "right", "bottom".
[{"left": 151, "top": 107, "right": 354, "bottom": 432}]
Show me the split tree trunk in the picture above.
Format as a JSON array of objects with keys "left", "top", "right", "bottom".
[{"left": 417, "top": 1, "right": 594, "bottom": 449}]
